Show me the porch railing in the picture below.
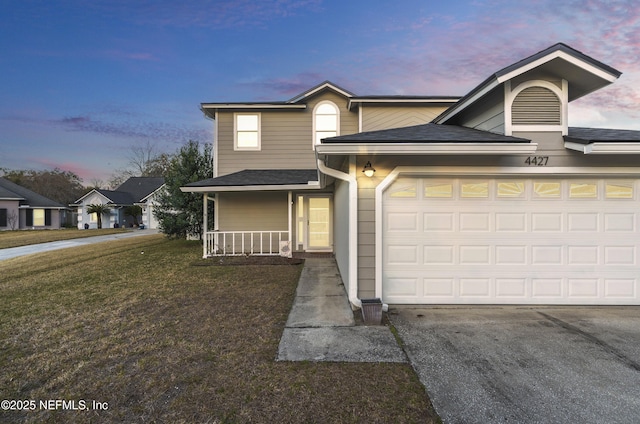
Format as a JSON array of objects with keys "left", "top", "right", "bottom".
[{"left": 204, "top": 231, "right": 291, "bottom": 257}]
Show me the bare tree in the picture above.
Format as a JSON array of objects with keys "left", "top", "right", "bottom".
[
  {"left": 128, "top": 141, "right": 160, "bottom": 176},
  {"left": 7, "top": 210, "right": 18, "bottom": 230}
]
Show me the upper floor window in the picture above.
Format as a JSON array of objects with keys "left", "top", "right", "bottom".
[
  {"left": 234, "top": 113, "right": 261, "bottom": 150},
  {"left": 313, "top": 101, "right": 339, "bottom": 147}
]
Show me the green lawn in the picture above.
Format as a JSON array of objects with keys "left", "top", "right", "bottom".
[
  {"left": 0, "top": 235, "right": 438, "bottom": 423},
  {"left": 0, "top": 228, "right": 130, "bottom": 249}
]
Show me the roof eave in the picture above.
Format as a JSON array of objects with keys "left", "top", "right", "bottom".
[
  {"left": 181, "top": 182, "right": 322, "bottom": 193},
  {"left": 200, "top": 103, "right": 306, "bottom": 118},
  {"left": 348, "top": 97, "right": 460, "bottom": 110},
  {"left": 565, "top": 141, "right": 640, "bottom": 154},
  {"left": 316, "top": 142, "right": 538, "bottom": 156}
]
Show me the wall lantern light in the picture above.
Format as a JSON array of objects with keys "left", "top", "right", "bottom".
[{"left": 362, "top": 161, "right": 376, "bottom": 177}]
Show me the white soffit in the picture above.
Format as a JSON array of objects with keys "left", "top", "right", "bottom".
[
  {"left": 565, "top": 141, "right": 640, "bottom": 154},
  {"left": 496, "top": 51, "right": 619, "bottom": 84}
]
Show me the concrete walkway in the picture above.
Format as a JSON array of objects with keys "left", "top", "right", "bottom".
[
  {"left": 0, "top": 229, "right": 160, "bottom": 261},
  {"left": 277, "top": 257, "right": 406, "bottom": 363}
]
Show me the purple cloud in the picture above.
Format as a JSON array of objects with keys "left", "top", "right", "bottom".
[{"left": 53, "top": 115, "right": 210, "bottom": 144}]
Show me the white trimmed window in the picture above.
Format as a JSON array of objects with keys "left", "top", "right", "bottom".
[
  {"left": 313, "top": 101, "right": 339, "bottom": 147},
  {"left": 234, "top": 113, "right": 261, "bottom": 150}
]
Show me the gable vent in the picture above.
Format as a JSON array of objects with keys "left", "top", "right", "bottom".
[{"left": 512, "top": 86, "right": 561, "bottom": 125}]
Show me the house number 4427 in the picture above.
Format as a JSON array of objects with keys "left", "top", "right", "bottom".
[{"left": 525, "top": 156, "right": 549, "bottom": 166}]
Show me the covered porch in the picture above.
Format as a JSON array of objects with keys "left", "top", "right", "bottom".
[{"left": 182, "top": 169, "right": 330, "bottom": 257}]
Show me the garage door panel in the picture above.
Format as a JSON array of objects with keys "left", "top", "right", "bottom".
[
  {"left": 496, "top": 246, "right": 527, "bottom": 264},
  {"left": 424, "top": 278, "right": 455, "bottom": 297},
  {"left": 496, "top": 213, "right": 527, "bottom": 231},
  {"left": 424, "top": 246, "right": 455, "bottom": 264},
  {"left": 387, "top": 245, "right": 418, "bottom": 264},
  {"left": 604, "top": 279, "right": 636, "bottom": 298},
  {"left": 383, "top": 177, "right": 640, "bottom": 305},
  {"left": 604, "top": 246, "right": 636, "bottom": 265},
  {"left": 424, "top": 213, "right": 454, "bottom": 231},
  {"left": 387, "top": 212, "right": 418, "bottom": 231},
  {"left": 604, "top": 213, "right": 635, "bottom": 231},
  {"left": 531, "top": 213, "right": 563, "bottom": 231},
  {"left": 496, "top": 278, "right": 527, "bottom": 297},
  {"left": 460, "top": 213, "right": 491, "bottom": 231}
]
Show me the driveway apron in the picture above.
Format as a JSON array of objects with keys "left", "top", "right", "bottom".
[{"left": 389, "top": 306, "right": 640, "bottom": 424}]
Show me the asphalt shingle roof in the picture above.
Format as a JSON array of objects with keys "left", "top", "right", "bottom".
[
  {"left": 0, "top": 177, "right": 65, "bottom": 207},
  {"left": 76, "top": 177, "right": 165, "bottom": 205},
  {"left": 322, "top": 123, "right": 530, "bottom": 143},
  {"left": 565, "top": 127, "right": 640, "bottom": 144},
  {"left": 185, "top": 170, "right": 318, "bottom": 188}
]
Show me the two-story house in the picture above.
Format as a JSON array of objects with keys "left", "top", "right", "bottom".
[{"left": 184, "top": 43, "right": 640, "bottom": 307}]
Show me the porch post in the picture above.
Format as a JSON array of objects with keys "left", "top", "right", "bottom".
[
  {"left": 287, "top": 191, "right": 292, "bottom": 247},
  {"left": 203, "top": 193, "right": 208, "bottom": 258}
]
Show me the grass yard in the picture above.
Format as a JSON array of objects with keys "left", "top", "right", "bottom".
[
  {"left": 0, "top": 228, "right": 130, "bottom": 249},
  {"left": 0, "top": 235, "right": 438, "bottom": 423}
]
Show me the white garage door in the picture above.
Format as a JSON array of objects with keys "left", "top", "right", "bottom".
[{"left": 382, "top": 176, "right": 640, "bottom": 305}]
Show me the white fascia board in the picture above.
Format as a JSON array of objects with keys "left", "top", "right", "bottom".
[
  {"left": 316, "top": 142, "right": 538, "bottom": 155},
  {"left": 139, "top": 184, "right": 166, "bottom": 203},
  {"left": 288, "top": 82, "right": 353, "bottom": 103},
  {"left": 181, "top": 182, "right": 321, "bottom": 193},
  {"left": 565, "top": 141, "right": 640, "bottom": 154},
  {"left": 434, "top": 79, "right": 501, "bottom": 123},
  {"left": 384, "top": 165, "right": 640, "bottom": 176},
  {"left": 496, "top": 51, "right": 619, "bottom": 84},
  {"left": 201, "top": 104, "right": 306, "bottom": 111},
  {"left": 348, "top": 98, "right": 459, "bottom": 109}
]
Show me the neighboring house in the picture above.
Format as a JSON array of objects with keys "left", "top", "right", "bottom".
[
  {"left": 184, "top": 43, "right": 640, "bottom": 307},
  {"left": 73, "top": 177, "right": 165, "bottom": 229},
  {"left": 0, "top": 177, "right": 70, "bottom": 230}
]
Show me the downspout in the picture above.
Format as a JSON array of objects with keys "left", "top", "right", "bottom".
[
  {"left": 203, "top": 193, "right": 208, "bottom": 258},
  {"left": 316, "top": 156, "right": 361, "bottom": 309}
]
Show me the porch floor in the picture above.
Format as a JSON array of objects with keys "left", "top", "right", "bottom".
[{"left": 277, "top": 257, "right": 406, "bottom": 363}]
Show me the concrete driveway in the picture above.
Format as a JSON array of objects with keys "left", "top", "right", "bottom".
[{"left": 389, "top": 306, "right": 640, "bottom": 424}]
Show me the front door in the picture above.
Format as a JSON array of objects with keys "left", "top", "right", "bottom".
[{"left": 298, "top": 195, "right": 332, "bottom": 251}]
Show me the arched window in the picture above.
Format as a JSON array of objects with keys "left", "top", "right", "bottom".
[{"left": 313, "top": 101, "right": 339, "bottom": 147}]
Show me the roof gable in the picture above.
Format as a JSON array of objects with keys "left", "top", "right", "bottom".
[
  {"left": 287, "top": 81, "right": 354, "bottom": 103},
  {"left": 435, "top": 43, "right": 622, "bottom": 125}
]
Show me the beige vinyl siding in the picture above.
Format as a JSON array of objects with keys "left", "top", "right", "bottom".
[
  {"left": 361, "top": 106, "right": 449, "bottom": 132},
  {"left": 218, "top": 192, "right": 288, "bottom": 231},
  {"left": 333, "top": 178, "right": 350, "bottom": 288},
  {"left": 216, "top": 91, "right": 358, "bottom": 177}
]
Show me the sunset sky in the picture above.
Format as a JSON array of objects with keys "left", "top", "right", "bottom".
[{"left": 1, "top": 0, "right": 639, "bottom": 183}]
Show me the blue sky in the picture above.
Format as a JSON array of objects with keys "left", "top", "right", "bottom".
[{"left": 1, "top": 0, "right": 639, "bottom": 183}]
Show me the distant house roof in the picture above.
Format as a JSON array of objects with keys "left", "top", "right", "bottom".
[
  {"left": 74, "top": 177, "right": 165, "bottom": 205},
  {"left": 0, "top": 177, "right": 66, "bottom": 208},
  {"left": 115, "top": 177, "right": 165, "bottom": 202},
  {"left": 183, "top": 169, "right": 319, "bottom": 192},
  {"left": 321, "top": 123, "right": 530, "bottom": 143}
]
